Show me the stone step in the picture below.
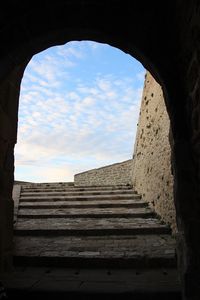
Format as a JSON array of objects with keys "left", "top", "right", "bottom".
[
  {"left": 0, "top": 266, "right": 181, "bottom": 299},
  {"left": 21, "top": 188, "right": 133, "bottom": 193},
  {"left": 21, "top": 183, "right": 131, "bottom": 187},
  {"left": 13, "top": 234, "right": 176, "bottom": 268},
  {"left": 17, "top": 207, "right": 154, "bottom": 219},
  {"left": 13, "top": 182, "right": 177, "bottom": 295},
  {"left": 19, "top": 199, "right": 148, "bottom": 209},
  {"left": 21, "top": 185, "right": 133, "bottom": 192},
  {"left": 14, "top": 217, "right": 170, "bottom": 236},
  {"left": 19, "top": 194, "right": 140, "bottom": 202},
  {"left": 20, "top": 189, "right": 137, "bottom": 197}
]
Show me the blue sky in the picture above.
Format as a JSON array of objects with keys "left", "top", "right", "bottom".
[{"left": 14, "top": 41, "right": 145, "bottom": 182}]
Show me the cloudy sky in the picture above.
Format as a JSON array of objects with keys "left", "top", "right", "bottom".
[{"left": 14, "top": 41, "right": 145, "bottom": 182}]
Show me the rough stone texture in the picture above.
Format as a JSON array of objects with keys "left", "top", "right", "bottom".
[
  {"left": 13, "top": 183, "right": 175, "bottom": 272},
  {"left": 15, "top": 217, "right": 170, "bottom": 234},
  {"left": 132, "top": 72, "right": 177, "bottom": 233},
  {"left": 17, "top": 207, "right": 154, "bottom": 218},
  {"left": 74, "top": 160, "right": 132, "bottom": 186},
  {"left": 19, "top": 194, "right": 140, "bottom": 202},
  {"left": 13, "top": 234, "right": 176, "bottom": 266},
  {"left": 12, "top": 185, "right": 21, "bottom": 223},
  {"left": 21, "top": 189, "right": 137, "bottom": 197},
  {"left": 19, "top": 199, "right": 145, "bottom": 209},
  {"left": 21, "top": 185, "right": 132, "bottom": 192}
]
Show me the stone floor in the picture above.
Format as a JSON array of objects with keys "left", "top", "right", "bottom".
[{"left": 1, "top": 267, "right": 181, "bottom": 299}]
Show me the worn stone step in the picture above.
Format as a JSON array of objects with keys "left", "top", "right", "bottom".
[
  {"left": 20, "top": 189, "right": 138, "bottom": 197},
  {"left": 13, "top": 234, "right": 176, "bottom": 268},
  {"left": 14, "top": 253, "right": 176, "bottom": 269},
  {"left": 21, "top": 188, "right": 133, "bottom": 193},
  {"left": 17, "top": 207, "right": 154, "bottom": 219},
  {"left": 19, "top": 194, "right": 140, "bottom": 202},
  {"left": 19, "top": 199, "right": 148, "bottom": 209},
  {"left": 21, "top": 185, "right": 133, "bottom": 192},
  {"left": 22, "top": 183, "right": 131, "bottom": 188},
  {"left": 14, "top": 247, "right": 176, "bottom": 268},
  {"left": 14, "top": 217, "right": 170, "bottom": 235},
  {"left": 0, "top": 266, "right": 181, "bottom": 299}
]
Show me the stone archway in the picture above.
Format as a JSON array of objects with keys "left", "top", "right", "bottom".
[{"left": 0, "top": 1, "right": 200, "bottom": 299}]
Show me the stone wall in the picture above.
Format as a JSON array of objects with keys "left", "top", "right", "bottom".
[
  {"left": 74, "top": 159, "right": 132, "bottom": 186},
  {"left": 0, "top": 64, "right": 26, "bottom": 272},
  {"left": 132, "top": 72, "right": 177, "bottom": 232},
  {"left": 174, "top": 2, "right": 200, "bottom": 295}
]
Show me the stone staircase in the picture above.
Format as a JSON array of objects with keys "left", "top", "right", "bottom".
[{"left": 2, "top": 182, "right": 181, "bottom": 299}]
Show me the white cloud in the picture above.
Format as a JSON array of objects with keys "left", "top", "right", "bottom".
[{"left": 97, "top": 79, "right": 111, "bottom": 91}]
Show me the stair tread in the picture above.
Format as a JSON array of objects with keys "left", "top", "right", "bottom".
[
  {"left": 22, "top": 184, "right": 132, "bottom": 188},
  {"left": 20, "top": 194, "right": 139, "bottom": 202},
  {"left": 15, "top": 217, "right": 169, "bottom": 232},
  {"left": 19, "top": 199, "right": 147, "bottom": 208},
  {"left": 17, "top": 207, "right": 153, "bottom": 218},
  {"left": 14, "top": 234, "right": 175, "bottom": 258},
  {"left": 21, "top": 190, "right": 137, "bottom": 196},
  {"left": 21, "top": 186, "right": 133, "bottom": 192}
]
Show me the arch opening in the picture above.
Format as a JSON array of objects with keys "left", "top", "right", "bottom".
[{"left": 15, "top": 40, "right": 145, "bottom": 184}]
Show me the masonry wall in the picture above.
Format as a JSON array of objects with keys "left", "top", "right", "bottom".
[
  {"left": 132, "top": 72, "right": 177, "bottom": 232},
  {"left": 74, "top": 159, "right": 132, "bottom": 186},
  {"left": 174, "top": 3, "right": 200, "bottom": 295},
  {"left": 0, "top": 64, "right": 26, "bottom": 272}
]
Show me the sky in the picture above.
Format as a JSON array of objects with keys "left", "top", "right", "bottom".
[{"left": 14, "top": 41, "right": 145, "bottom": 183}]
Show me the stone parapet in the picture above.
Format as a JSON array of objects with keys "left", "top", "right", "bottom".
[{"left": 74, "top": 159, "right": 132, "bottom": 186}]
